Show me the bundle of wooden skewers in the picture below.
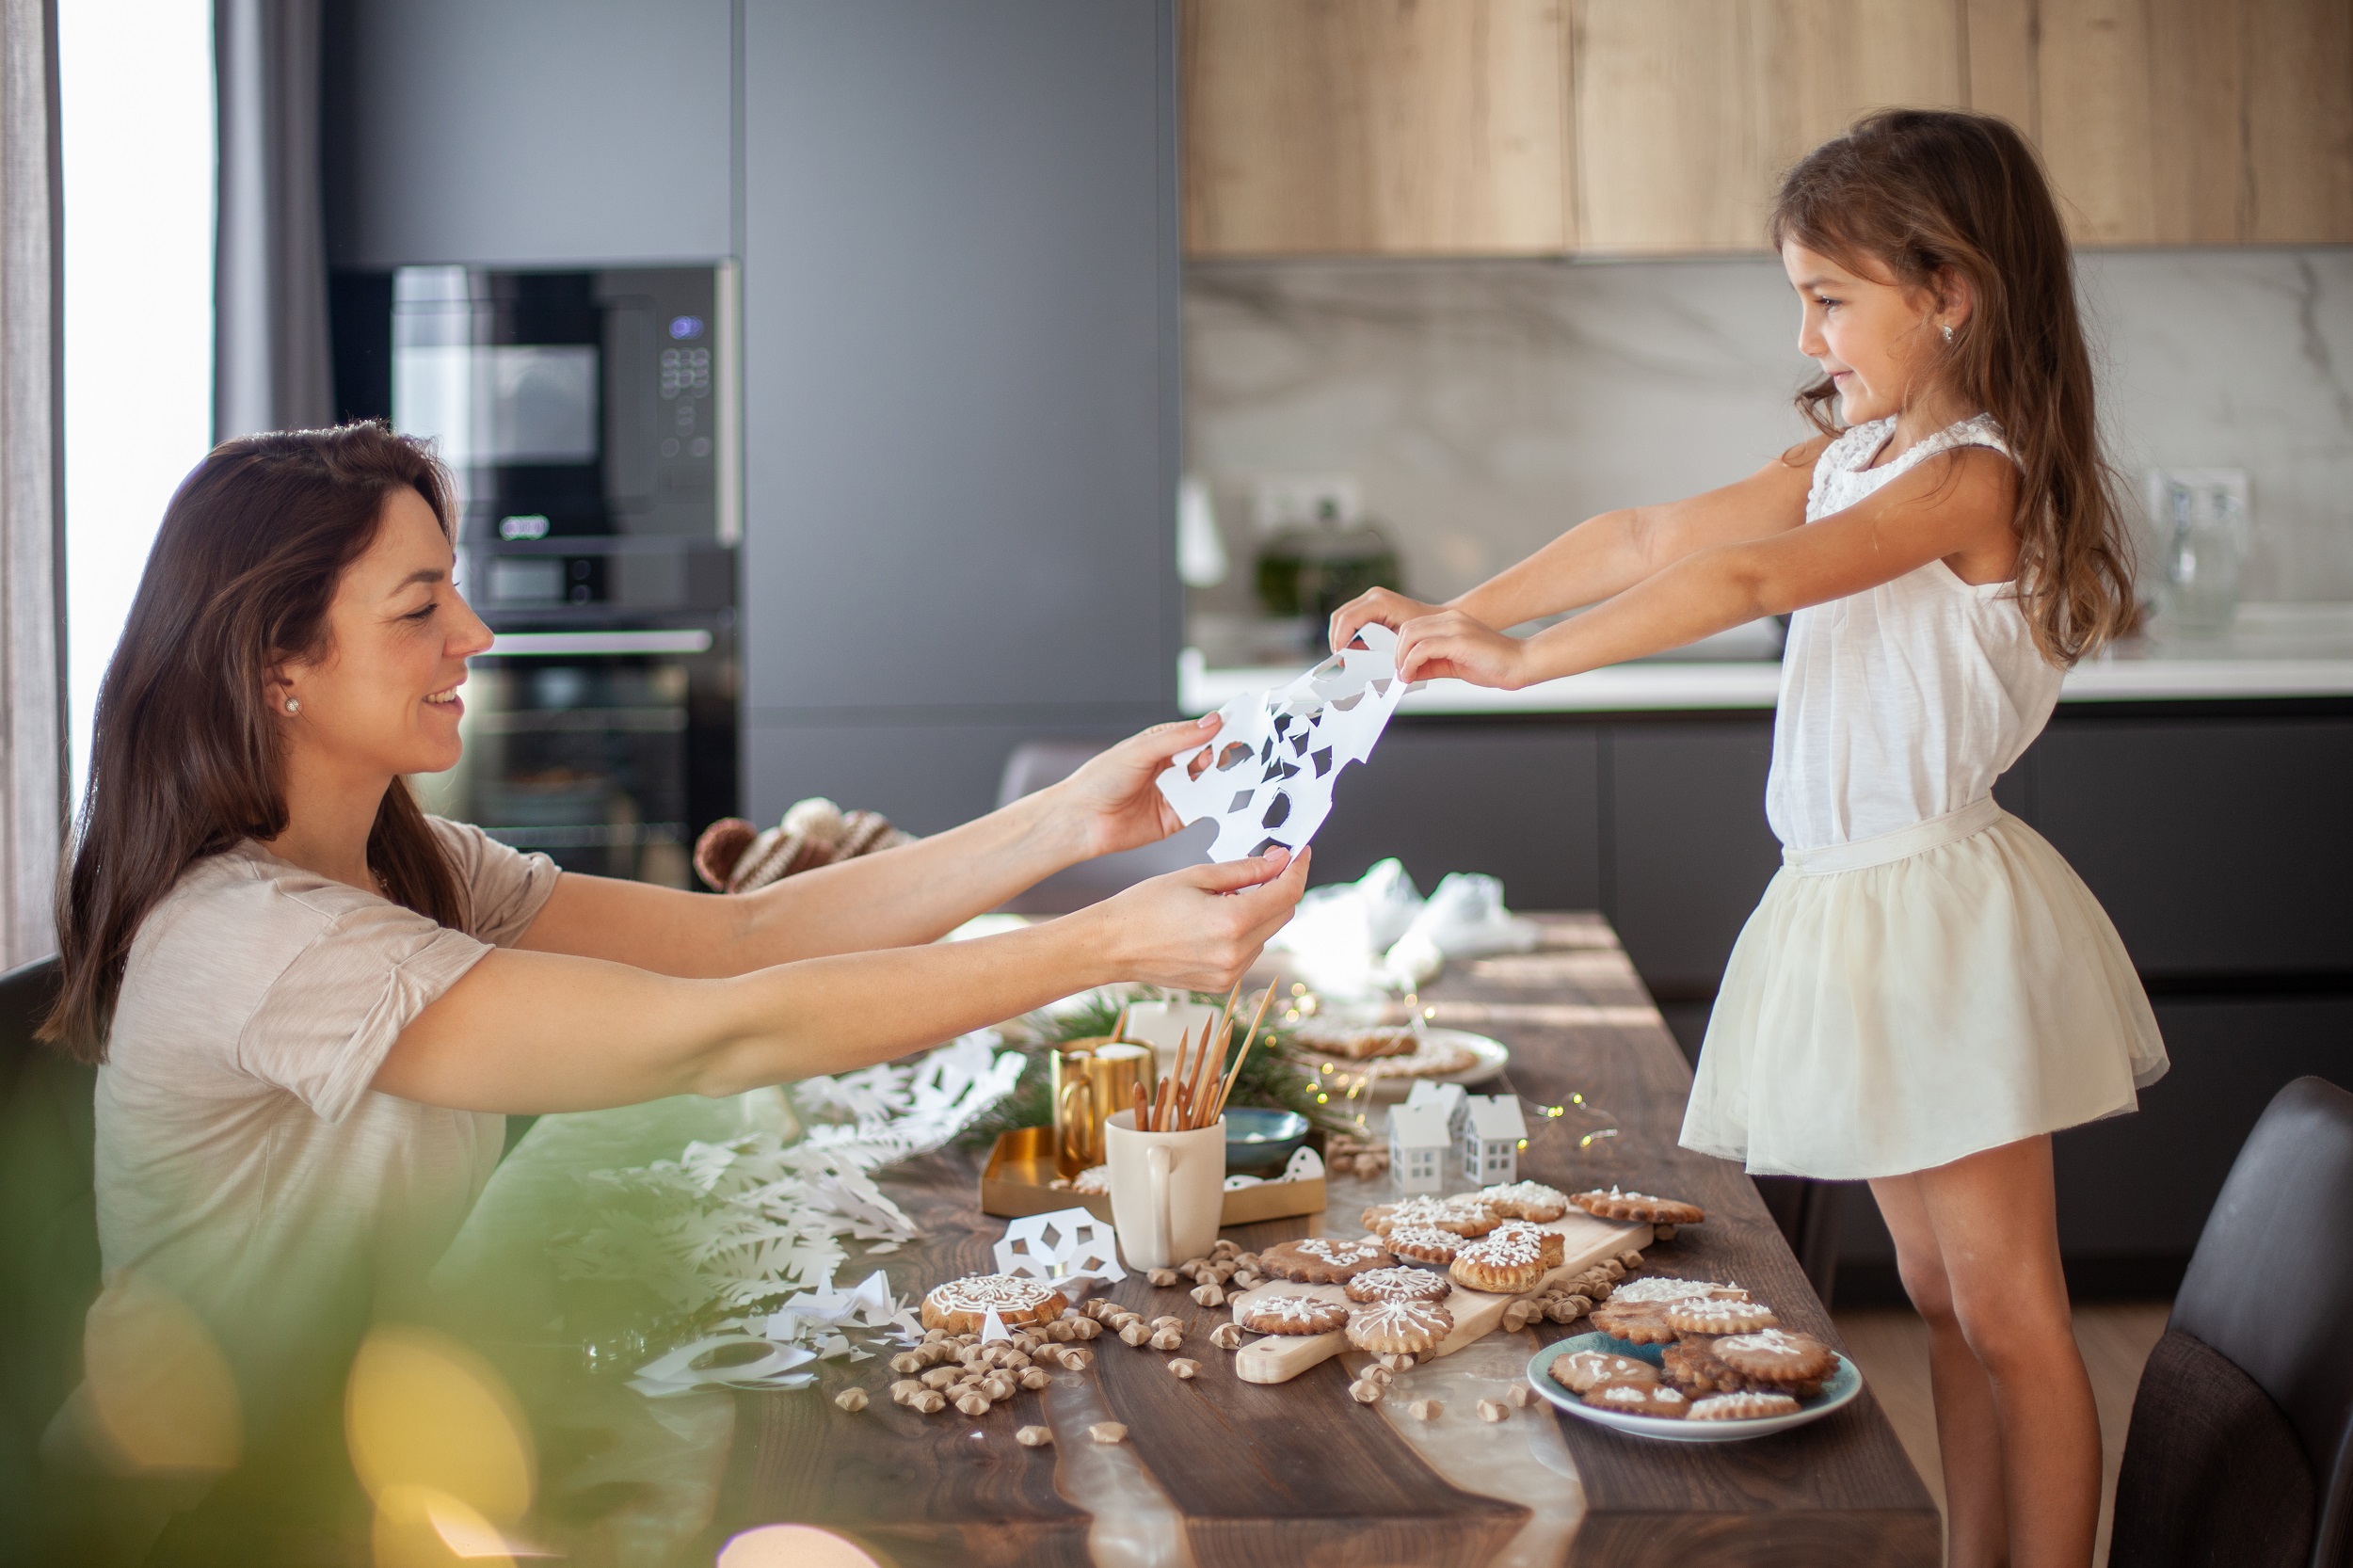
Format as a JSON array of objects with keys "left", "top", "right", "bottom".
[{"left": 1121, "top": 984, "right": 1276, "bottom": 1133}]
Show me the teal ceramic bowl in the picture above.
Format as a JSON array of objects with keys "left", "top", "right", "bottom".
[{"left": 1223, "top": 1108, "right": 1310, "bottom": 1176}]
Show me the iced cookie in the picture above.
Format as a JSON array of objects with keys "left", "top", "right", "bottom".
[
  {"left": 1547, "top": 1350, "right": 1658, "bottom": 1393},
  {"left": 1383, "top": 1225, "right": 1461, "bottom": 1267},
  {"left": 1362, "top": 1195, "right": 1498, "bottom": 1238},
  {"left": 1713, "top": 1328, "right": 1837, "bottom": 1392},
  {"left": 1449, "top": 1229, "right": 1548, "bottom": 1295},
  {"left": 1345, "top": 1266, "right": 1453, "bottom": 1305},
  {"left": 1588, "top": 1296, "right": 1682, "bottom": 1345},
  {"left": 1492, "top": 1219, "right": 1565, "bottom": 1269},
  {"left": 1571, "top": 1187, "right": 1705, "bottom": 1226},
  {"left": 1582, "top": 1380, "right": 1690, "bottom": 1418},
  {"left": 1260, "top": 1236, "right": 1391, "bottom": 1284},
  {"left": 1235, "top": 1292, "right": 1352, "bottom": 1336},
  {"left": 1608, "top": 1276, "right": 1747, "bottom": 1304},
  {"left": 1479, "top": 1180, "right": 1570, "bottom": 1223},
  {"left": 920, "top": 1274, "right": 1070, "bottom": 1334},
  {"left": 1344, "top": 1299, "right": 1453, "bottom": 1357},
  {"left": 1689, "top": 1391, "right": 1802, "bottom": 1420},
  {"left": 1666, "top": 1299, "right": 1780, "bottom": 1336}
]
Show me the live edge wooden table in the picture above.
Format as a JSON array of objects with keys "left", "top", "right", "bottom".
[{"left": 712, "top": 915, "right": 1941, "bottom": 1568}]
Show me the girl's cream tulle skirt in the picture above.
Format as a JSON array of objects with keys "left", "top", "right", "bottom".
[{"left": 1680, "top": 797, "right": 2169, "bottom": 1181}]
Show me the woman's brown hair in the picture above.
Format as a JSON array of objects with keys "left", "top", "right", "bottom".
[
  {"left": 1771, "top": 107, "right": 2137, "bottom": 664},
  {"left": 41, "top": 423, "right": 465, "bottom": 1062}
]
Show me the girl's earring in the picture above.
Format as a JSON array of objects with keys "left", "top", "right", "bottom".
[
  {"left": 284, "top": 696, "right": 300, "bottom": 714},
  {"left": 1940, "top": 322, "right": 1955, "bottom": 344}
]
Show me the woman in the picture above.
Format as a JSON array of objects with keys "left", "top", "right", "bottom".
[{"left": 42, "top": 424, "right": 1304, "bottom": 1489}]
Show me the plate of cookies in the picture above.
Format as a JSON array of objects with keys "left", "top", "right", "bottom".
[
  {"left": 1287, "top": 1025, "right": 1509, "bottom": 1094},
  {"left": 1528, "top": 1282, "right": 1861, "bottom": 1443}
]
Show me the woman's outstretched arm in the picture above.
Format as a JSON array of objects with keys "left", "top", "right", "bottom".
[
  {"left": 514, "top": 718, "right": 1223, "bottom": 978},
  {"left": 374, "top": 846, "right": 1308, "bottom": 1114},
  {"left": 1328, "top": 440, "right": 1824, "bottom": 653}
]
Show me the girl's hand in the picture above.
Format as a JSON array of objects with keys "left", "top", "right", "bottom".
[
  {"left": 1330, "top": 586, "right": 1445, "bottom": 654},
  {"left": 1048, "top": 716, "right": 1225, "bottom": 859},
  {"left": 1394, "top": 610, "right": 1534, "bottom": 689},
  {"left": 1090, "top": 847, "right": 1310, "bottom": 992}
]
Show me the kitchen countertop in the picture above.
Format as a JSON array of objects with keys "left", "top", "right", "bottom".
[{"left": 1180, "top": 602, "right": 2353, "bottom": 714}]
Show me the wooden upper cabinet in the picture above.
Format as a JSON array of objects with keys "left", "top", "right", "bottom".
[
  {"left": 1574, "top": 0, "right": 1968, "bottom": 252},
  {"left": 1181, "top": 0, "right": 1574, "bottom": 255},
  {"left": 1182, "top": 0, "right": 2353, "bottom": 256}
]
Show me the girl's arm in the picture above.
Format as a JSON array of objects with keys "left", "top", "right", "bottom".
[
  {"left": 1329, "top": 440, "right": 1825, "bottom": 652},
  {"left": 513, "top": 718, "right": 1223, "bottom": 977},
  {"left": 1394, "top": 446, "right": 2018, "bottom": 688},
  {"left": 373, "top": 846, "right": 1310, "bottom": 1113}
]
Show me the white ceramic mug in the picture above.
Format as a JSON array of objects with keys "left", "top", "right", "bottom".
[{"left": 1103, "top": 1109, "right": 1225, "bottom": 1270}]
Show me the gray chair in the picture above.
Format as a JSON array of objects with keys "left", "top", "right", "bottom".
[
  {"left": 2109, "top": 1075, "right": 2353, "bottom": 1568},
  {"left": 994, "top": 740, "right": 1212, "bottom": 914}
]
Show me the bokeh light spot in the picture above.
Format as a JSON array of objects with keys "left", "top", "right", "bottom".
[
  {"left": 717, "top": 1525, "right": 883, "bottom": 1568},
  {"left": 346, "top": 1325, "right": 536, "bottom": 1526}
]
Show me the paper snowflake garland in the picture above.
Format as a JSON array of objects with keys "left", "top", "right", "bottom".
[
  {"left": 1157, "top": 623, "right": 1415, "bottom": 861},
  {"left": 994, "top": 1206, "right": 1126, "bottom": 1293}
]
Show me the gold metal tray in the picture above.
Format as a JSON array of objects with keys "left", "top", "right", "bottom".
[{"left": 979, "top": 1126, "right": 1327, "bottom": 1226}]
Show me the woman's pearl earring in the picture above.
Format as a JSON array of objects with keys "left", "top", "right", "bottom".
[
  {"left": 1941, "top": 322, "right": 1955, "bottom": 343},
  {"left": 283, "top": 697, "right": 300, "bottom": 714}
]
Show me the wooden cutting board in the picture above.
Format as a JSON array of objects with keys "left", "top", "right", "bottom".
[{"left": 1229, "top": 1208, "right": 1652, "bottom": 1384}]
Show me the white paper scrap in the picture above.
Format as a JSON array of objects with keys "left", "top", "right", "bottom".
[
  {"left": 630, "top": 1335, "right": 818, "bottom": 1398},
  {"left": 994, "top": 1206, "right": 1126, "bottom": 1292},
  {"left": 1157, "top": 624, "right": 1414, "bottom": 862}
]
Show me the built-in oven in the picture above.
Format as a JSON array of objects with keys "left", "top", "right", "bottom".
[{"left": 334, "top": 262, "right": 742, "bottom": 885}]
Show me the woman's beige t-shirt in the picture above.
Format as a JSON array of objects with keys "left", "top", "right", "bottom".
[{"left": 94, "top": 818, "right": 559, "bottom": 1424}]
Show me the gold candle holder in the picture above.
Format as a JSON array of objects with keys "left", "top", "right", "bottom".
[{"left": 1051, "top": 1038, "right": 1156, "bottom": 1176}]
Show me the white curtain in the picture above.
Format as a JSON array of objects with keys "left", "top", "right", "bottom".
[
  {"left": 215, "top": 0, "right": 330, "bottom": 440},
  {"left": 0, "top": 0, "right": 64, "bottom": 969}
]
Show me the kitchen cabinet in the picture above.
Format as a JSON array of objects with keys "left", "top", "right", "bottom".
[
  {"left": 739, "top": 0, "right": 1181, "bottom": 832},
  {"left": 1572, "top": 0, "right": 1967, "bottom": 254},
  {"left": 1180, "top": 0, "right": 1572, "bottom": 255},
  {"left": 1181, "top": 0, "right": 2353, "bottom": 256},
  {"left": 322, "top": 0, "right": 734, "bottom": 267}
]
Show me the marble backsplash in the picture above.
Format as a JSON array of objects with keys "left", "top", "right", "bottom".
[{"left": 1183, "top": 248, "right": 2353, "bottom": 616}]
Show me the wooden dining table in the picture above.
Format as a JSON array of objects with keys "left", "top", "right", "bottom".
[{"left": 709, "top": 914, "right": 1942, "bottom": 1567}]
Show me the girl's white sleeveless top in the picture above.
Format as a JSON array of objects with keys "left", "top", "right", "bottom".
[{"left": 1765, "top": 414, "right": 2059, "bottom": 853}]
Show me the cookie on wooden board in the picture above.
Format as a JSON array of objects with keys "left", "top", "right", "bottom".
[
  {"left": 1235, "top": 1292, "right": 1353, "bottom": 1336},
  {"left": 1345, "top": 1299, "right": 1453, "bottom": 1357},
  {"left": 1259, "top": 1236, "right": 1391, "bottom": 1284},
  {"left": 1344, "top": 1267, "right": 1452, "bottom": 1305},
  {"left": 1571, "top": 1186, "right": 1705, "bottom": 1226}
]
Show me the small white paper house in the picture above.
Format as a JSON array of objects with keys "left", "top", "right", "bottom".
[
  {"left": 1460, "top": 1095, "right": 1528, "bottom": 1184},
  {"left": 1386, "top": 1103, "right": 1452, "bottom": 1193},
  {"left": 1405, "top": 1080, "right": 1466, "bottom": 1142}
]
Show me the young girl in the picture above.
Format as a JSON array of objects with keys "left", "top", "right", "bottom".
[{"left": 1334, "top": 109, "right": 2165, "bottom": 1568}]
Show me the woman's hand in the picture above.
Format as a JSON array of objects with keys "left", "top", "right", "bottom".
[
  {"left": 1329, "top": 586, "right": 1446, "bottom": 655},
  {"left": 1087, "top": 846, "right": 1310, "bottom": 993},
  {"left": 1394, "top": 610, "right": 1534, "bottom": 689},
  {"left": 1047, "top": 716, "right": 1225, "bottom": 859}
]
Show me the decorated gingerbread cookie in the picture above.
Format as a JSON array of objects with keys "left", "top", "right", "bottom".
[
  {"left": 1345, "top": 1266, "right": 1453, "bottom": 1305},
  {"left": 1260, "top": 1236, "right": 1391, "bottom": 1284},
  {"left": 1361, "top": 1195, "right": 1499, "bottom": 1238},
  {"left": 1448, "top": 1228, "right": 1548, "bottom": 1295},
  {"left": 1479, "top": 1180, "right": 1570, "bottom": 1223},
  {"left": 1582, "top": 1380, "right": 1690, "bottom": 1418},
  {"left": 1383, "top": 1224, "right": 1461, "bottom": 1266},
  {"left": 1713, "top": 1328, "right": 1837, "bottom": 1392},
  {"left": 1571, "top": 1186, "right": 1705, "bottom": 1226},
  {"left": 1548, "top": 1350, "right": 1658, "bottom": 1393},
  {"left": 1344, "top": 1299, "right": 1452, "bottom": 1357},
  {"left": 1666, "top": 1298, "right": 1780, "bottom": 1336},
  {"left": 1235, "top": 1292, "right": 1352, "bottom": 1336},
  {"left": 920, "top": 1274, "right": 1070, "bottom": 1334},
  {"left": 1689, "top": 1391, "right": 1802, "bottom": 1421}
]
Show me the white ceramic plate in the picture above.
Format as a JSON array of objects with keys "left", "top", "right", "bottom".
[
  {"left": 1294, "top": 1027, "right": 1509, "bottom": 1097},
  {"left": 1528, "top": 1332, "right": 1863, "bottom": 1443}
]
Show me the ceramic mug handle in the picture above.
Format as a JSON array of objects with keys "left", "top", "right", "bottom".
[{"left": 1145, "top": 1144, "right": 1172, "bottom": 1266}]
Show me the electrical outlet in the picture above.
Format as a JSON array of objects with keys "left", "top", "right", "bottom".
[{"left": 1251, "top": 474, "right": 1361, "bottom": 534}]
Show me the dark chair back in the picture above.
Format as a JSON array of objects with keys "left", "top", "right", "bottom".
[
  {"left": 0, "top": 956, "right": 101, "bottom": 1564},
  {"left": 2111, "top": 1075, "right": 2353, "bottom": 1568}
]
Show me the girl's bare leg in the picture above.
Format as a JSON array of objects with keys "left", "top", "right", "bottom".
[
  {"left": 1891, "top": 1137, "right": 2102, "bottom": 1568},
  {"left": 1873, "top": 1171, "right": 2010, "bottom": 1567}
]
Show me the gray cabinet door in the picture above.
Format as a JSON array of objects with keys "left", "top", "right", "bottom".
[
  {"left": 2027, "top": 715, "right": 2353, "bottom": 977},
  {"left": 1607, "top": 719, "right": 1784, "bottom": 998},
  {"left": 738, "top": 0, "right": 1179, "bottom": 726},
  {"left": 1311, "top": 723, "right": 1603, "bottom": 913},
  {"left": 325, "top": 0, "right": 734, "bottom": 267}
]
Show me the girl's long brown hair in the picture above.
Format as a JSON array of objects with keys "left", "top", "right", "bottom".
[
  {"left": 1771, "top": 108, "right": 2137, "bottom": 664},
  {"left": 42, "top": 424, "right": 465, "bottom": 1062}
]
